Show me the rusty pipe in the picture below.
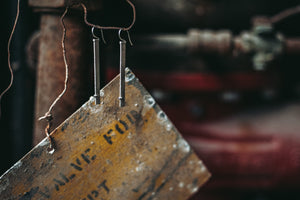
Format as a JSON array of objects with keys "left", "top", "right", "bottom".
[
  {"left": 33, "top": 13, "right": 91, "bottom": 145},
  {"left": 136, "top": 30, "right": 300, "bottom": 56},
  {"left": 285, "top": 38, "right": 300, "bottom": 54},
  {"left": 29, "top": 1, "right": 103, "bottom": 145}
]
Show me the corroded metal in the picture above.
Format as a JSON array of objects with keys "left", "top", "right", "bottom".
[
  {"left": 285, "top": 38, "right": 300, "bottom": 54},
  {"left": 29, "top": 0, "right": 102, "bottom": 10},
  {"left": 33, "top": 14, "right": 90, "bottom": 145},
  {"left": 188, "top": 29, "right": 233, "bottom": 55},
  {"left": 0, "top": 69, "right": 210, "bottom": 200}
]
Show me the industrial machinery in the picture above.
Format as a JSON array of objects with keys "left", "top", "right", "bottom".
[{"left": 1, "top": 0, "right": 300, "bottom": 199}]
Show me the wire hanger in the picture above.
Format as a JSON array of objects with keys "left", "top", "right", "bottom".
[
  {"left": 81, "top": 0, "right": 136, "bottom": 31},
  {"left": 92, "top": 27, "right": 107, "bottom": 44}
]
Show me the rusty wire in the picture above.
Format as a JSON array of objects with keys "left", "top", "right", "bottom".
[
  {"left": 39, "top": 6, "right": 70, "bottom": 149},
  {"left": 38, "top": 0, "right": 136, "bottom": 149},
  {"left": 271, "top": 5, "right": 300, "bottom": 24},
  {"left": 0, "top": 0, "right": 20, "bottom": 120},
  {"left": 80, "top": 0, "right": 136, "bottom": 31}
]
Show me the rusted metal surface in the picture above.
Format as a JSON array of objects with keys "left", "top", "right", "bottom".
[
  {"left": 33, "top": 14, "right": 90, "bottom": 145},
  {"left": 188, "top": 29, "right": 232, "bottom": 55},
  {"left": 187, "top": 29, "right": 300, "bottom": 58},
  {"left": 285, "top": 38, "right": 300, "bottom": 54},
  {"left": 0, "top": 69, "right": 210, "bottom": 200},
  {"left": 134, "top": 30, "right": 300, "bottom": 56},
  {"left": 132, "top": 27, "right": 300, "bottom": 71},
  {"left": 29, "top": 0, "right": 65, "bottom": 7},
  {"left": 29, "top": 0, "right": 102, "bottom": 10},
  {"left": 187, "top": 28, "right": 285, "bottom": 70}
]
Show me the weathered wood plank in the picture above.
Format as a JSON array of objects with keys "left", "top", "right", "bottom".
[{"left": 0, "top": 68, "right": 210, "bottom": 200}]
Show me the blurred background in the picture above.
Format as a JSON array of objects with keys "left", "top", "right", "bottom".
[{"left": 1, "top": 0, "right": 300, "bottom": 199}]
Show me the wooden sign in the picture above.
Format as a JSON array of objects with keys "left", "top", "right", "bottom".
[{"left": 0, "top": 68, "right": 210, "bottom": 200}]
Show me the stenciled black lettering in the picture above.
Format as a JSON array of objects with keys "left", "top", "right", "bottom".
[
  {"left": 83, "top": 189, "right": 100, "bottom": 200},
  {"left": 130, "top": 110, "right": 142, "bottom": 122},
  {"left": 119, "top": 120, "right": 129, "bottom": 131},
  {"left": 70, "top": 157, "right": 83, "bottom": 171},
  {"left": 69, "top": 174, "right": 76, "bottom": 180},
  {"left": 107, "top": 129, "right": 113, "bottom": 135},
  {"left": 98, "top": 180, "right": 110, "bottom": 194},
  {"left": 59, "top": 173, "right": 69, "bottom": 183},
  {"left": 102, "top": 110, "right": 142, "bottom": 144},
  {"left": 81, "top": 153, "right": 90, "bottom": 164},
  {"left": 53, "top": 178, "right": 65, "bottom": 186},
  {"left": 119, "top": 120, "right": 129, "bottom": 130},
  {"left": 54, "top": 184, "right": 59, "bottom": 191},
  {"left": 126, "top": 114, "right": 134, "bottom": 124},
  {"left": 19, "top": 187, "right": 39, "bottom": 200},
  {"left": 87, "top": 194, "right": 94, "bottom": 200},
  {"left": 70, "top": 163, "right": 83, "bottom": 171},
  {"left": 115, "top": 124, "right": 124, "bottom": 134},
  {"left": 103, "top": 134, "right": 113, "bottom": 145},
  {"left": 91, "top": 190, "right": 99, "bottom": 198}
]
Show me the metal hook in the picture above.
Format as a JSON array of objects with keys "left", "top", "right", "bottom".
[
  {"left": 81, "top": 0, "right": 136, "bottom": 31},
  {"left": 92, "top": 27, "right": 107, "bottom": 44},
  {"left": 126, "top": 30, "right": 133, "bottom": 46},
  {"left": 118, "top": 29, "right": 133, "bottom": 46},
  {"left": 100, "top": 29, "right": 107, "bottom": 44},
  {"left": 118, "top": 29, "right": 126, "bottom": 42},
  {"left": 92, "top": 27, "right": 99, "bottom": 39}
]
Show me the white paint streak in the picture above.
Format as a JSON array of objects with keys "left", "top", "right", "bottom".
[
  {"left": 166, "top": 123, "right": 172, "bottom": 131},
  {"left": 187, "top": 183, "right": 198, "bottom": 193},
  {"left": 48, "top": 148, "right": 55, "bottom": 155},
  {"left": 13, "top": 161, "right": 22, "bottom": 169},
  {"left": 191, "top": 187, "right": 198, "bottom": 194},
  {"left": 157, "top": 111, "right": 173, "bottom": 131},
  {"left": 37, "top": 138, "right": 50, "bottom": 147},
  {"left": 125, "top": 68, "right": 135, "bottom": 82},
  {"left": 81, "top": 97, "right": 104, "bottom": 114},
  {"left": 178, "top": 182, "right": 185, "bottom": 188},
  {"left": 195, "top": 161, "right": 207, "bottom": 174},
  {"left": 135, "top": 162, "right": 145, "bottom": 172},
  {"left": 144, "top": 95, "right": 156, "bottom": 108},
  {"left": 100, "top": 90, "right": 105, "bottom": 97},
  {"left": 178, "top": 139, "right": 191, "bottom": 153}
]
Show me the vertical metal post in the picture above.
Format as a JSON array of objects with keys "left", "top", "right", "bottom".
[
  {"left": 29, "top": 1, "right": 102, "bottom": 145},
  {"left": 119, "top": 40, "right": 126, "bottom": 107},
  {"left": 33, "top": 14, "right": 90, "bottom": 145},
  {"left": 93, "top": 37, "right": 100, "bottom": 104}
]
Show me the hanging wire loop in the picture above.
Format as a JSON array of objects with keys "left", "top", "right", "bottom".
[{"left": 81, "top": 0, "right": 136, "bottom": 31}]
